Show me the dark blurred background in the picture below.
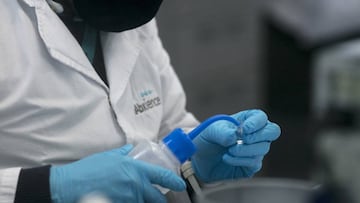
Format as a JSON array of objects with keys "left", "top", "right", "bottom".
[{"left": 156, "top": 0, "right": 360, "bottom": 200}]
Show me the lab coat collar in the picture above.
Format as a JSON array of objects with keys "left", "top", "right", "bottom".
[
  {"left": 19, "top": 0, "right": 108, "bottom": 89},
  {"left": 19, "top": 0, "right": 142, "bottom": 92},
  {"left": 20, "top": 0, "right": 147, "bottom": 97}
]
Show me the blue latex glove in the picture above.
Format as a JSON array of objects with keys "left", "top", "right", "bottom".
[
  {"left": 191, "top": 109, "right": 281, "bottom": 183},
  {"left": 50, "top": 144, "right": 186, "bottom": 203}
]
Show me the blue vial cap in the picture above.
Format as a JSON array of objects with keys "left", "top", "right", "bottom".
[{"left": 162, "top": 128, "right": 197, "bottom": 164}]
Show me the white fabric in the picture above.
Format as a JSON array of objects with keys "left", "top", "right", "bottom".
[
  {"left": 0, "top": 168, "right": 21, "bottom": 203},
  {"left": 0, "top": 0, "right": 198, "bottom": 201}
]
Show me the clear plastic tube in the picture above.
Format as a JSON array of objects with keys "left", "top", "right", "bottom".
[{"left": 236, "top": 122, "right": 244, "bottom": 145}]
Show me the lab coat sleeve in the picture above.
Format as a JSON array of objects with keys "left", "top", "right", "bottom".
[
  {"left": 146, "top": 20, "right": 200, "bottom": 138},
  {"left": 0, "top": 168, "right": 21, "bottom": 203}
]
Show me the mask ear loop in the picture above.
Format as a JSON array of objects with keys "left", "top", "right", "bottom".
[{"left": 46, "top": 0, "right": 64, "bottom": 14}]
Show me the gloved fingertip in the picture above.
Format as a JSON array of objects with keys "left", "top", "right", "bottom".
[
  {"left": 223, "top": 133, "right": 238, "bottom": 147},
  {"left": 270, "top": 122, "right": 282, "bottom": 138},
  {"left": 145, "top": 165, "right": 186, "bottom": 192},
  {"left": 215, "top": 128, "right": 238, "bottom": 146},
  {"left": 163, "top": 170, "right": 186, "bottom": 191},
  {"left": 240, "top": 110, "right": 268, "bottom": 134},
  {"left": 200, "top": 128, "right": 237, "bottom": 147},
  {"left": 173, "top": 178, "right": 186, "bottom": 191}
]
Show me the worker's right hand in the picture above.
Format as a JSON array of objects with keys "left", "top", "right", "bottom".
[{"left": 49, "top": 144, "right": 186, "bottom": 203}]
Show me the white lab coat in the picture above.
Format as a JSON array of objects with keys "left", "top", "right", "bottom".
[{"left": 0, "top": 0, "right": 198, "bottom": 202}]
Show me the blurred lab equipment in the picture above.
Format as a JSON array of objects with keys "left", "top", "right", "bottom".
[
  {"left": 313, "top": 39, "right": 360, "bottom": 122},
  {"left": 314, "top": 131, "right": 360, "bottom": 203},
  {"left": 193, "top": 178, "right": 321, "bottom": 203},
  {"left": 261, "top": 0, "right": 360, "bottom": 179},
  {"left": 264, "top": 0, "right": 360, "bottom": 116},
  {"left": 312, "top": 38, "right": 360, "bottom": 203}
]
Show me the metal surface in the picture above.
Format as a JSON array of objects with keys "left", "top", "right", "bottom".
[{"left": 194, "top": 178, "right": 319, "bottom": 203}]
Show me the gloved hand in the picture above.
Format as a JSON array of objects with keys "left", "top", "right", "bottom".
[
  {"left": 50, "top": 144, "right": 186, "bottom": 203},
  {"left": 191, "top": 109, "right": 281, "bottom": 183}
]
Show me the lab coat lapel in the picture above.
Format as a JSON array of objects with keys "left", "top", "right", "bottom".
[
  {"left": 20, "top": 0, "right": 108, "bottom": 90},
  {"left": 101, "top": 31, "right": 144, "bottom": 103}
]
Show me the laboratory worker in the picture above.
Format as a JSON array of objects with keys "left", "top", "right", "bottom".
[{"left": 0, "top": 0, "right": 281, "bottom": 203}]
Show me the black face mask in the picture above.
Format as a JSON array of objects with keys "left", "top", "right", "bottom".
[{"left": 73, "top": 0, "right": 163, "bottom": 32}]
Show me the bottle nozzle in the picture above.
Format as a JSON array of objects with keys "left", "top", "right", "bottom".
[
  {"left": 236, "top": 123, "right": 244, "bottom": 145},
  {"left": 187, "top": 114, "right": 241, "bottom": 140}
]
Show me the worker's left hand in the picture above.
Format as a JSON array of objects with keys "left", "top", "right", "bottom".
[{"left": 191, "top": 109, "right": 281, "bottom": 183}]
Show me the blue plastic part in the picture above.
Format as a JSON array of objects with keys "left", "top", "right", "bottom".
[
  {"left": 162, "top": 128, "right": 196, "bottom": 164},
  {"left": 188, "top": 114, "right": 240, "bottom": 140}
]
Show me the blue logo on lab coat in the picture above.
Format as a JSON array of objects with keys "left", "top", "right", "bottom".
[{"left": 134, "top": 90, "right": 161, "bottom": 115}]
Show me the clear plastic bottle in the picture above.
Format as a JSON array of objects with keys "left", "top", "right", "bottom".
[{"left": 128, "top": 128, "right": 196, "bottom": 194}]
